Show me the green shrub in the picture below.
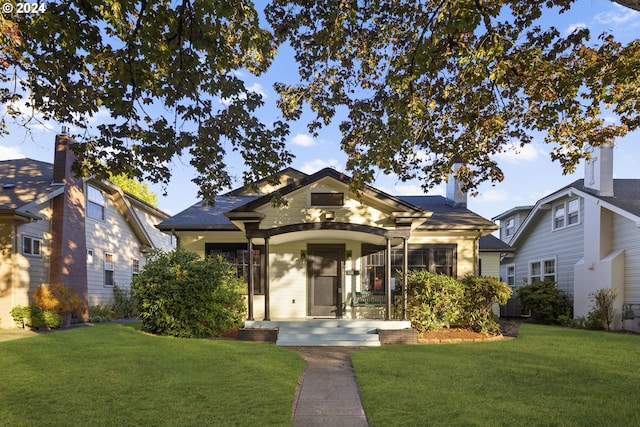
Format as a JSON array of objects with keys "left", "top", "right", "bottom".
[
  {"left": 42, "top": 311, "right": 64, "bottom": 329},
  {"left": 587, "top": 288, "right": 618, "bottom": 331},
  {"left": 132, "top": 248, "right": 247, "bottom": 338},
  {"left": 404, "top": 270, "right": 464, "bottom": 332},
  {"left": 456, "top": 275, "right": 512, "bottom": 335},
  {"left": 10, "top": 305, "right": 46, "bottom": 329},
  {"left": 517, "top": 279, "right": 572, "bottom": 324},
  {"left": 112, "top": 284, "right": 137, "bottom": 318},
  {"left": 89, "top": 304, "right": 114, "bottom": 323}
]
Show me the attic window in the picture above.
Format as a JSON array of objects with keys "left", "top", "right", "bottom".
[{"left": 310, "top": 192, "right": 344, "bottom": 206}]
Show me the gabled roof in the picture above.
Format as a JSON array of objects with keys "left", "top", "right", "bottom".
[
  {"left": 157, "top": 196, "right": 258, "bottom": 230},
  {"left": 160, "top": 168, "right": 497, "bottom": 233},
  {"left": 491, "top": 205, "right": 534, "bottom": 221},
  {"left": 0, "top": 158, "right": 59, "bottom": 210},
  {"left": 399, "top": 196, "right": 498, "bottom": 230},
  {"left": 0, "top": 157, "right": 169, "bottom": 247},
  {"left": 479, "top": 234, "right": 514, "bottom": 252},
  {"left": 562, "top": 179, "right": 640, "bottom": 218},
  {"left": 230, "top": 168, "right": 425, "bottom": 214},
  {"left": 509, "top": 178, "right": 640, "bottom": 246},
  {"left": 225, "top": 167, "right": 309, "bottom": 196}
]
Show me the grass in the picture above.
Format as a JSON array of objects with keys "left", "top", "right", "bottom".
[
  {"left": 0, "top": 323, "right": 305, "bottom": 426},
  {"left": 353, "top": 323, "right": 640, "bottom": 426}
]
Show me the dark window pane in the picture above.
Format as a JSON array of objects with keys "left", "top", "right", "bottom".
[{"left": 310, "top": 192, "right": 344, "bottom": 206}]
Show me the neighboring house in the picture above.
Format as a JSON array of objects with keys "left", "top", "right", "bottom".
[
  {"left": 493, "top": 142, "right": 640, "bottom": 330},
  {"left": 493, "top": 206, "right": 533, "bottom": 244},
  {"left": 158, "top": 166, "right": 498, "bottom": 321},
  {"left": 0, "top": 132, "right": 174, "bottom": 328},
  {"left": 479, "top": 234, "right": 514, "bottom": 317},
  {"left": 478, "top": 234, "right": 514, "bottom": 279}
]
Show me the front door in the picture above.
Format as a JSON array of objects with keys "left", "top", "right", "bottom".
[{"left": 308, "top": 244, "right": 344, "bottom": 317}]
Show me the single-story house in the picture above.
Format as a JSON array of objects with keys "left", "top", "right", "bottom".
[
  {"left": 158, "top": 166, "right": 498, "bottom": 321},
  {"left": 0, "top": 131, "right": 174, "bottom": 328},
  {"left": 493, "top": 142, "right": 640, "bottom": 330}
]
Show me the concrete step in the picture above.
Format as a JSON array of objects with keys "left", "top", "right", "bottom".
[
  {"left": 277, "top": 339, "right": 381, "bottom": 347},
  {"left": 242, "top": 319, "right": 412, "bottom": 346},
  {"left": 244, "top": 319, "right": 411, "bottom": 330}
]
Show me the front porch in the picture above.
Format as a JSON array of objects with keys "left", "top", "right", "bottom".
[{"left": 241, "top": 319, "right": 414, "bottom": 347}]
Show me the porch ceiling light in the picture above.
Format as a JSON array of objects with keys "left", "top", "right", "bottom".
[{"left": 323, "top": 211, "right": 336, "bottom": 221}]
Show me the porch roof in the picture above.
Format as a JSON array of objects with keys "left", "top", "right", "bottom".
[{"left": 157, "top": 196, "right": 258, "bottom": 230}]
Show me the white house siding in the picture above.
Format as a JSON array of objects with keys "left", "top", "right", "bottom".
[
  {"left": 613, "top": 213, "right": 640, "bottom": 304},
  {"left": 258, "top": 179, "right": 393, "bottom": 230},
  {"left": 85, "top": 196, "right": 144, "bottom": 304},
  {"left": 131, "top": 204, "right": 174, "bottom": 251},
  {"left": 511, "top": 203, "right": 584, "bottom": 297},
  {"left": 18, "top": 202, "right": 52, "bottom": 295},
  {"left": 261, "top": 241, "right": 308, "bottom": 320},
  {"left": 479, "top": 252, "right": 501, "bottom": 278}
]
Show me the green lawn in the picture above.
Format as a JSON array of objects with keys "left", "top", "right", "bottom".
[
  {"left": 4, "top": 323, "right": 640, "bottom": 427},
  {"left": 353, "top": 323, "right": 640, "bottom": 427},
  {"left": 0, "top": 324, "right": 305, "bottom": 426}
]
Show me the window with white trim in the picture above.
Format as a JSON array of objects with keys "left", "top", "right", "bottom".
[
  {"left": 505, "top": 217, "right": 515, "bottom": 237},
  {"left": 23, "top": 235, "right": 42, "bottom": 256},
  {"left": 529, "top": 259, "right": 555, "bottom": 283},
  {"left": 567, "top": 199, "right": 580, "bottom": 225},
  {"left": 132, "top": 258, "right": 140, "bottom": 276},
  {"left": 87, "top": 185, "right": 105, "bottom": 220},
  {"left": 105, "top": 253, "right": 115, "bottom": 287},
  {"left": 506, "top": 264, "right": 515, "bottom": 288},
  {"left": 87, "top": 248, "right": 94, "bottom": 264},
  {"left": 553, "top": 198, "right": 580, "bottom": 230}
]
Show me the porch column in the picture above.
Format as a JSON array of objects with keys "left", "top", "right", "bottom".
[
  {"left": 402, "top": 237, "right": 408, "bottom": 321},
  {"left": 247, "top": 237, "right": 254, "bottom": 321},
  {"left": 263, "top": 236, "right": 270, "bottom": 321},
  {"left": 385, "top": 237, "right": 392, "bottom": 320}
]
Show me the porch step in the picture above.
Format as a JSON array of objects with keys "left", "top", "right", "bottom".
[{"left": 243, "top": 320, "right": 412, "bottom": 347}]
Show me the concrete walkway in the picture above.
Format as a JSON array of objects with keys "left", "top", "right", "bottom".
[{"left": 290, "top": 347, "right": 369, "bottom": 427}]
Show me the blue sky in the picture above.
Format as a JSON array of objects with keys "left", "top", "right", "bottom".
[{"left": 1, "top": 0, "right": 639, "bottom": 222}]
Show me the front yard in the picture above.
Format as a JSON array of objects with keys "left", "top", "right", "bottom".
[
  {"left": 1, "top": 323, "right": 304, "bottom": 426},
  {"left": 2, "top": 322, "right": 640, "bottom": 426},
  {"left": 353, "top": 323, "right": 640, "bottom": 426}
]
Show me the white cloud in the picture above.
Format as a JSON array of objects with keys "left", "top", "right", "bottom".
[
  {"left": 220, "top": 83, "right": 267, "bottom": 106},
  {"left": 299, "top": 158, "right": 341, "bottom": 174},
  {"left": 476, "top": 189, "right": 511, "bottom": 203},
  {"left": 291, "top": 133, "right": 316, "bottom": 147},
  {"left": 494, "top": 142, "right": 543, "bottom": 163},
  {"left": 566, "top": 22, "right": 587, "bottom": 35},
  {"left": 594, "top": 4, "right": 639, "bottom": 25},
  {"left": 246, "top": 83, "right": 267, "bottom": 99},
  {"left": 0, "top": 145, "right": 25, "bottom": 160}
]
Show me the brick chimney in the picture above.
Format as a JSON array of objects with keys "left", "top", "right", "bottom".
[
  {"left": 53, "top": 127, "right": 74, "bottom": 184},
  {"left": 584, "top": 140, "right": 614, "bottom": 197},
  {"left": 446, "top": 160, "right": 468, "bottom": 208},
  {"left": 50, "top": 130, "right": 89, "bottom": 318}
]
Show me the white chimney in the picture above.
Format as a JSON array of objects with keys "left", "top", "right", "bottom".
[
  {"left": 446, "top": 161, "right": 467, "bottom": 208},
  {"left": 584, "top": 140, "right": 614, "bottom": 197}
]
